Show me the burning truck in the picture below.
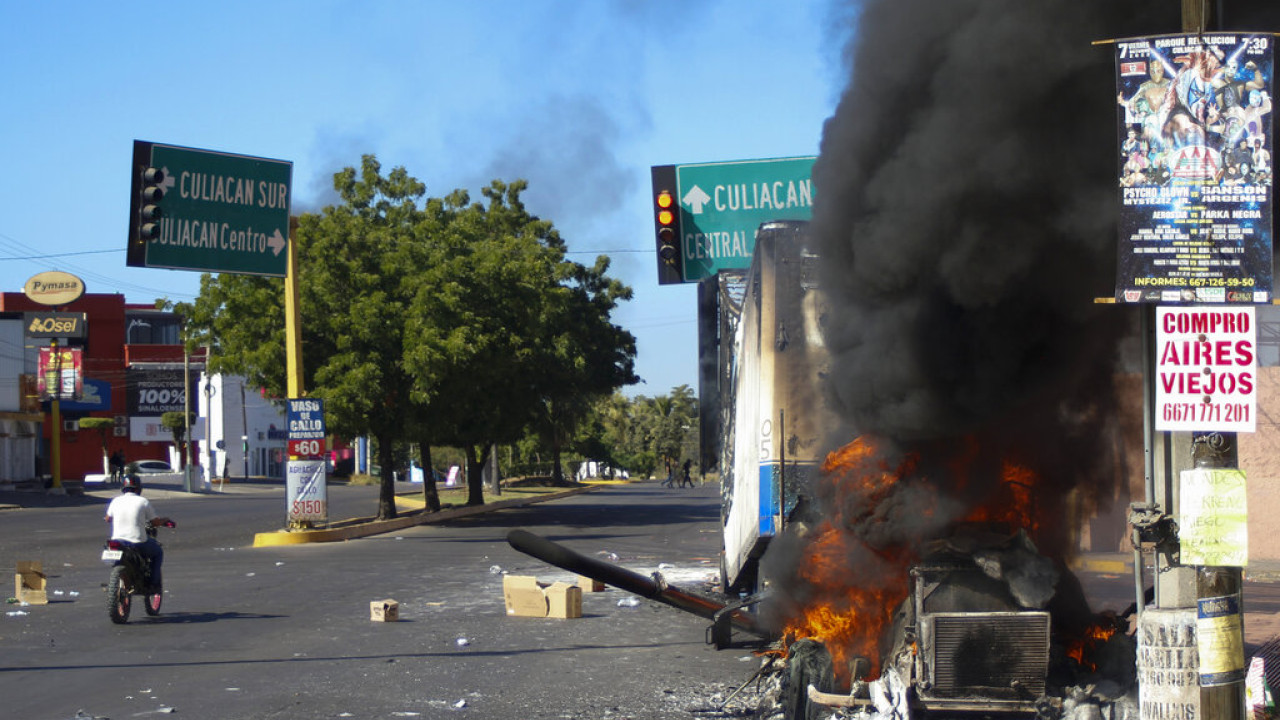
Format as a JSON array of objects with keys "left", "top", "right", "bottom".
[
  {"left": 710, "top": 223, "right": 1139, "bottom": 718},
  {"left": 512, "top": 219, "right": 1139, "bottom": 719}
]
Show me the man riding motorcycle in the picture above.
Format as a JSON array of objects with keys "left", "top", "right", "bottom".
[{"left": 104, "top": 474, "right": 174, "bottom": 589}]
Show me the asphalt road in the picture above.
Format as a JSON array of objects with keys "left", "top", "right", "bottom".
[
  {"left": 6, "top": 480, "right": 1276, "bottom": 720},
  {"left": 1, "top": 481, "right": 773, "bottom": 720}
]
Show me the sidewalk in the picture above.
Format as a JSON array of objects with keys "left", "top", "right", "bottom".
[
  {"left": 0, "top": 475, "right": 285, "bottom": 510},
  {"left": 1070, "top": 550, "right": 1280, "bottom": 583}
]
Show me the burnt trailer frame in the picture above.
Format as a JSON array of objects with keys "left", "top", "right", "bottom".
[{"left": 717, "top": 220, "right": 835, "bottom": 594}]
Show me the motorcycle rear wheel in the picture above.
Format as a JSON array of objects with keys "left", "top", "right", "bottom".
[{"left": 107, "top": 566, "right": 132, "bottom": 624}]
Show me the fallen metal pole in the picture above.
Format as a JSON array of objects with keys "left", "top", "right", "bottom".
[{"left": 506, "top": 529, "right": 767, "bottom": 637}]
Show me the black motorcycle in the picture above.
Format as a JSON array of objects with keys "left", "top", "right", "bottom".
[{"left": 101, "top": 522, "right": 174, "bottom": 624}]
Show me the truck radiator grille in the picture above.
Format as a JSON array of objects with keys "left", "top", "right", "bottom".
[{"left": 925, "top": 612, "right": 1050, "bottom": 698}]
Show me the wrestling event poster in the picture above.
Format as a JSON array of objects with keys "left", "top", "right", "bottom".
[{"left": 1115, "top": 33, "right": 1273, "bottom": 303}]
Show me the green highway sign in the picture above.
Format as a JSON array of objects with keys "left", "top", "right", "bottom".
[
  {"left": 658, "top": 157, "right": 815, "bottom": 283},
  {"left": 127, "top": 140, "right": 293, "bottom": 277}
]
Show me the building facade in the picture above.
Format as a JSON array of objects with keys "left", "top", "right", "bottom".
[{"left": 0, "top": 292, "right": 286, "bottom": 483}]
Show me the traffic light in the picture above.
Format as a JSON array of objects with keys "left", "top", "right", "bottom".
[
  {"left": 656, "top": 190, "right": 678, "bottom": 263},
  {"left": 650, "top": 164, "right": 683, "bottom": 285},
  {"left": 139, "top": 167, "right": 165, "bottom": 241}
]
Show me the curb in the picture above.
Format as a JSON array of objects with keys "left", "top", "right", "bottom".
[
  {"left": 1069, "top": 556, "right": 1133, "bottom": 575},
  {"left": 252, "top": 485, "right": 600, "bottom": 547}
]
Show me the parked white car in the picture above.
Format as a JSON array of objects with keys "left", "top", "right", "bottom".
[{"left": 132, "top": 460, "right": 175, "bottom": 474}]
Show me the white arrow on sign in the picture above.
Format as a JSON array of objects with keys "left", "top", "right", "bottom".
[
  {"left": 160, "top": 168, "right": 176, "bottom": 194},
  {"left": 268, "top": 229, "right": 287, "bottom": 256},
  {"left": 682, "top": 185, "right": 711, "bottom": 215}
]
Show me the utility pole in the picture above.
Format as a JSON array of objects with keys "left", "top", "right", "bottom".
[
  {"left": 1136, "top": 5, "right": 1247, "bottom": 720},
  {"left": 1180, "top": 3, "right": 1244, "bottom": 718}
]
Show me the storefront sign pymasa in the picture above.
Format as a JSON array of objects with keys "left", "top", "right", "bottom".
[{"left": 23, "top": 271, "right": 86, "bottom": 306}]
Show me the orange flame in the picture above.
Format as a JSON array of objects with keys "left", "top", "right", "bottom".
[
  {"left": 1065, "top": 622, "right": 1118, "bottom": 671},
  {"left": 781, "top": 435, "right": 1050, "bottom": 685},
  {"left": 782, "top": 437, "right": 917, "bottom": 682}
]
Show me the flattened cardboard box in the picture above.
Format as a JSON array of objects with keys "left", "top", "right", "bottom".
[
  {"left": 370, "top": 599, "right": 399, "bottom": 622},
  {"left": 503, "top": 575, "right": 549, "bottom": 617},
  {"left": 15, "top": 561, "right": 47, "bottom": 605}
]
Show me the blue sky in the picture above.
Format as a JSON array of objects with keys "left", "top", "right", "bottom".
[{"left": 0, "top": 1, "right": 850, "bottom": 397}]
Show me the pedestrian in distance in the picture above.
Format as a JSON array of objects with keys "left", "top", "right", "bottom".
[
  {"left": 679, "top": 459, "right": 694, "bottom": 488},
  {"left": 109, "top": 450, "right": 125, "bottom": 485},
  {"left": 661, "top": 459, "right": 675, "bottom": 488}
]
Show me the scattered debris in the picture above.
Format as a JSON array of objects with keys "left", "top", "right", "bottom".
[
  {"left": 502, "top": 575, "right": 583, "bottom": 619},
  {"left": 370, "top": 599, "right": 400, "bottom": 622},
  {"left": 15, "top": 561, "right": 47, "bottom": 605},
  {"left": 455, "top": 638, "right": 470, "bottom": 647}
]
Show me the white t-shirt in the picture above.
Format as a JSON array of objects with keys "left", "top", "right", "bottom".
[{"left": 106, "top": 493, "right": 157, "bottom": 543}]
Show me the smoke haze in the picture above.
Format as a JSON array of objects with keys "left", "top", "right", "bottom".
[{"left": 760, "top": 0, "right": 1197, "bottom": 616}]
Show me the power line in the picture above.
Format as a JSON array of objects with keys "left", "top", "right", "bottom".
[{"left": 0, "top": 248, "right": 122, "bottom": 261}]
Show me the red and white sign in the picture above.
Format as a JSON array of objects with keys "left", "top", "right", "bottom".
[
  {"left": 37, "top": 346, "right": 82, "bottom": 401},
  {"left": 287, "top": 438, "right": 324, "bottom": 457},
  {"left": 286, "top": 459, "right": 328, "bottom": 524},
  {"left": 1156, "top": 307, "right": 1257, "bottom": 432}
]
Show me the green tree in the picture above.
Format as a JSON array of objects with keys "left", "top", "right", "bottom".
[
  {"left": 182, "top": 157, "right": 637, "bottom": 518},
  {"left": 160, "top": 411, "right": 193, "bottom": 467},
  {"left": 402, "top": 180, "right": 636, "bottom": 502},
  {"left": 526, "top": 255, "right": 637, "bottom": 483},
  {"left": 573, "top": 388, "right": 698, "bottom": 480},
  {"left": 294, "top": 156, "right": 446, "bottom": 519},
  {"left": 78, "top": 416, "right": 115, "bottom": 474}
]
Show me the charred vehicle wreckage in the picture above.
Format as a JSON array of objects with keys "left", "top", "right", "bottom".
[
  {"left": 508, "top": 525, "right": 1139, "bottom": 720},
  {"left": 786, "top": 528, "right": 1139, "bottom": 720},
  {"left": 505, "top": 220, "right": 1143, "bottom": 719}
]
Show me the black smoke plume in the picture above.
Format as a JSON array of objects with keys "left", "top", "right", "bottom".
[{"left": 761, "top": 0, "right": 1191, "bottom": 635}]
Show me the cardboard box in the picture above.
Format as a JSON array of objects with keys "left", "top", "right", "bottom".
[
  {"left": 502, "top": 576, "right": 582, "bottom": 619},
  {"left": 15, "top": 561, "right": 47, "bottom": 605},
  {"left": 503, "top": 575, "right": 549, "bottom": 617},
  {"left": 546, "top": 582, "right": 583, "bottom": 619},
  {"left": 370, "top": 599, "right": 399, "bottom": 622},
  {"left": 578, "top": 575, "right": 605, "bottom": 593}
]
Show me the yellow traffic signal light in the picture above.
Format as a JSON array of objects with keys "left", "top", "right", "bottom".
[
  {"left": 655, "top": 190, "right": 679, "bottom": 264},
  {"left": 650, "top": 165, "right": 682, "bottom": 285}
]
